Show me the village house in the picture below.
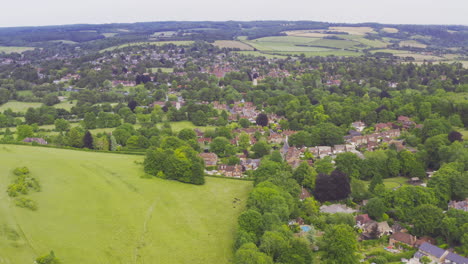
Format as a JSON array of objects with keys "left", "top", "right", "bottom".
[
  {"left": 413, "top": 242, "right": 468, "bottom": 264},
  {"left": 199, "top": 153, "right": 218, "bottom": 166},
  {"left": 194, "top": 129, "right": 204, "bottom": 138},
  {"left": 299, "top": 187, "right": 311, "bottom": 201},
  {"left": 351, "top": 121, "right": 366, "bottom": 132},
  {"left": 317, "top": 146, "right": 332, "bottom": 158},
  {"left": 197, "top": 138, "right": 212, "bottom": 145},
  {"left": 397, "top": 115, "right": 415, "bottom": 129},
  {"left": 268, "top": 133, "right": 284, "bottom": 144},
  {"left": 23, "top": 138, "right": 48, "bottom": 145},
  {"left": 332, "top": 145, "right": 346, "bottom": 155},
  {"left": 359, "top": 221, "right": 392, "bottom": 240},
  {"left": 218, "top": 164, "right": 243, "bottom": 178},
  {"left": 356, "top": 214, "right": 372, "bottom": 226},
  {"left": 375, "top": 122, "right": 394, "bottom": 132},
  {"left": 389, "top": 232, "right": 417, "bottom": 248},
  {"left": 240, "top": 158, "right": 261, "bottom": 171},
  {"left": 448, "top": 199, "right": 468, "bottom": 212}
]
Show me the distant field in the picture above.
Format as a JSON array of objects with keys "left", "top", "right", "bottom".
[
  {"left": 0, "top": 145, "right": 252, "bottom": 263},
  {"left": 53, "top": 100, "right": 77, "bottom": 111},
  {"left": 272, "top": 50, "right": 362, "bottom": 57},
  {"left": 0, "top": 46, "right": 35, "bottom": 54},
  {"left": 100, "top": 41, "right": 195, "bottom": 52},
  {"left": 0, "top": 101, "right": 42, "bottom": 113},
  {"left": 50, "top": 40, "right": 78, "bottom": 44},
  {"left": 308, "top": 38, "right": 359, "bottom": 49},
  {"left": 381, "top": 27, "right": 399, "bottom": 33},
  {"left": 234, "top": 51, "right": 289, "bottom": 59},
  {"left": 371, "top": 49, "right": 445, "bottom": 61},
  {"left": 283, "top": 30, "right": 330, "bottom": 38},
  {"left": 150, "top": 67, "right": 174, "bottom": 73},
  {"left": 399, "top": 40, "right": 427, "bottom": 49},
  {"left": 246, "top": 36, "right": 336, "bottom": 52},
  {"left": 213, "top": 40, "right": 254, "bottom": 51},
  {"left": 102, "top": 33, "right": 118, "bottom": 38},
  {"left": 16, "top": 90, "right": 34, "bottom": 97},
  {"left": 328, "top": 26, "right": 376, "bottom": 35}
]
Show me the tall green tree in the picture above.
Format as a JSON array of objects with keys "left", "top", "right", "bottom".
[{"left": 322, "top": 224, "right": 359, "bottom": 264}]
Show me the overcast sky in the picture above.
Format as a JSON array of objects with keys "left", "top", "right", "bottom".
[{"left": 1, "top": 0, "right": 467, "bottom": 28}]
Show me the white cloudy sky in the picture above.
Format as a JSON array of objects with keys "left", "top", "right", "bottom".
[{"left": 1, "top": 0, "right": 467, "bottom": 27}]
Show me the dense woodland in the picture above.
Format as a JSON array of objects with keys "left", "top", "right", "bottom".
[{"left": 0, "top": 21, "right": 467, "bottom": 264}]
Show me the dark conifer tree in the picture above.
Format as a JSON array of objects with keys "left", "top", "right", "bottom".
[
  {"left": 83, "top": 131, "right": 94, "bottom": 149},
  {"left": 127, "top": 100, "right": 138, "bottom": 112}
]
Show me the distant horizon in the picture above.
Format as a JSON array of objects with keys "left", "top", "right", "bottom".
[
  {"left": 1, "top": 0, "right": 466, "bottom": 28},
  {"left": 1, "top": 19, "right": 467, "bottom": 29}
]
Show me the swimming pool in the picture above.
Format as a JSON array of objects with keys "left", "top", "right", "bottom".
[{"left": 301, "top": 225, "right": 311, "bottom": 232}]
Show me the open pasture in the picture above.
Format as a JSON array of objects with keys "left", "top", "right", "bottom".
[
  {"left": 0, "top": 145, "right": 252, "bottom": 264},
  {"left": 0, "top": 101, "right": 43, "bottom": 113}
]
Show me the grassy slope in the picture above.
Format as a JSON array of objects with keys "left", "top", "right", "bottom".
[
  {"left": 0, "top": 145, "right": 252, "bottom": 264},
  {"left": 0, "top": 101, "right": 43, "bottom": 113}
]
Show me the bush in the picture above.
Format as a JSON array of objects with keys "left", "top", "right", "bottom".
[
  {"left": 15, "top": 197, "right": 38, "bottom": 211},
  {"left": 13, "top": 167, "right": 30, "bottom": 176},
  {"left": 370, "top": 256, "right": 388, "bottom": 264}
]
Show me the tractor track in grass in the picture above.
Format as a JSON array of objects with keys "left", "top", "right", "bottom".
[{"left": 133, "top": 201, "right": 156, "bottom": 264}]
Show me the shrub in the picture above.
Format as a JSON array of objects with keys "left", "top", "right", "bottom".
[
  {"left": 15, "top": 197, "right": 38, "bottom": 211},
  {"left": 13, "top": 167, "right": 30, "bottom": 176}
]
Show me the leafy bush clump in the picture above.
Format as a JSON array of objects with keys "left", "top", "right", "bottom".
[
  {"left": 15, "top": 197, "right": 38, "bottom": 211},
  {"left": 36, "top": 251, "right": 60, "bottom": 264},
  {"left": 13, "top": 167, "right": 30, "bottom": 176},
  {"left": 7, "top": 167, "right": 40, "bottom": 197}
]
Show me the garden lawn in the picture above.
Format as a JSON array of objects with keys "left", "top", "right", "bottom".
[
  {"left": 0, "top": 145, "right": 252, "bottom": 264},
  {"left": 159, "top": 121, "right": 217, "bottom": 133}
]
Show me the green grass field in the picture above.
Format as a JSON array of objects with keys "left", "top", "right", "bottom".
[
  {"left": 0, "top": 101, "right": 43, "bottom": 113},
  {"left": 53, "top": 100, "right": 77, "bottom": 111},
  {"left": 0, "top": 46, "right": 35, "bottom": 54},
  {"left": 0, "top": 145, "right": 252, "bottom": 263},
  {"left": 160, "top": 121, "right": 216, "bottom": 133}
]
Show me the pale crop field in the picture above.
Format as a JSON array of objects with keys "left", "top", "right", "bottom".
[
  {"left": 399, "top": 40, "right": 428, "bottom": 49},
  {"left": 381, "top": 27, "right": 399, "bottom": 33},
  {"left": 213, "top": 40, "right": 254, "bottom": 51},
  {"left": 328, "top": 26, "right": 376, "bottom": 35},
  {"left": 0, "top": 46, "right": 35, "bottom": 54},
  {"left": 0, "top": 145, "right": 252, "bottom": 264}
]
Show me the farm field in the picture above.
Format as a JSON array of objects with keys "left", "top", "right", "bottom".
[
  {"left": 0, "top": 101, "right": 43, "bottom": 113},
  {"left": 399, "top": 40, "right": 427, "bottom": 49},
  {"left": 0, "top": 46, "right": 35, "bottom": 53},
  {"left": 381, "top": 27, "right": 399, "bottom": 33},
  {"left": 100, "top": 41, "right": 195, "bottom": 52},
  {"left": 0, "top": 145, "right": 252, "bottom": 264},
  {"left": 213, "top": 40, "right": 254, "bottom": 50},
  {"left": 53, "top": 100, "right": 77, "bottom": 111},
  {"left": 234, "top": 51, "right": 289, "bottom": 59},
  {"left": 273, "top": 50, "right": 362, "bottom": 57}
]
